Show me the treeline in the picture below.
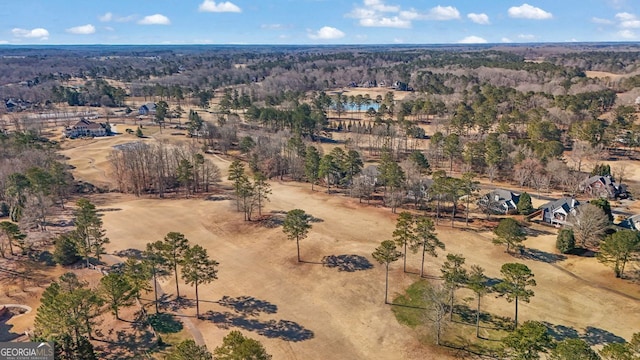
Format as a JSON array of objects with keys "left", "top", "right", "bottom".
[
  {"left": 108, "top": 141, "right": 221, "bottom": 197},
  {"left": 3, "top": 45, "right": 633, "bottom": 110},
  {"left": 51, "top": 79, "right": 127, "bottom": 107}
]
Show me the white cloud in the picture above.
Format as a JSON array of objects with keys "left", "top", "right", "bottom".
[
  {"left": 104, "top": 26, "right": 115, "bottom": 32},
  {"left": 138, "top": 14, "right": 171, "bottom": 25},
  {"left": 592, "top": 17, "right": 614, "bottom": 25},
  {"left": 360, "top": 16, "right": 411, "bottom": 28},
  {"left": 308, "top": 26, "right": 345, "bottom": 40},
  {"left": 615, "top": 13, "right": 640, "bottom": 28},
  {"left": 347, "top": 1, "right": 459, "bottom": 28},
  {"left": 501, "top": 37, "right": 513, "bottom": 43},
  {"left": 508, "top": 4, "right": 552, "bottom": 20},
  {"left": 198, "top": 0, "right": 241, "bottom": 13},
  {"left": 364, "top": 0, "right": 399, "bottom": 13},
  {"left": 0, "top": 40, "right": 9, "bottom": 44},
  {"left": 621, "top": 20, "right": 640, "bottom": 28},
  {"left": 116, "top": 15, "right": 137, "bottom": 23},
  {"left": 518, "top": 34, "right": 536, "bottom": 40},
  {"left": 261, "top": 24, "right": 285, "bottom": 30},
  {"left": 393, "top": 37, "right": 404, "bottom": 43},
  {"left": 11, "top": 28, "right": 49, "bottom": 40},
  {"left": 615, "top": 12, "right": 636, "bottom": 21},
  {"left": 618, "top": 29, "right": 637, "bottom": 39},
  {"left": 99, "top": 12, "right": 113, "bottom": 22},
  {"left": 426, "top": 6, "right": 460, "bottom": 21},
  {"left": 467, "top": 13, "right": 490, "bottom": 25},
  {"left": 348, "top": 1, "right": 411, "bottom": 28},
  {"left": 66, "top": 24, "right": 96, "bottom": 35},
  {"left": 458, "top": 35, "right": 487, "bottom": 44}
]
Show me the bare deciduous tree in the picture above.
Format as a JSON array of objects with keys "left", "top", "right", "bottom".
[{"left": 567, "top": 203, "right": 610, "bottom": 249}]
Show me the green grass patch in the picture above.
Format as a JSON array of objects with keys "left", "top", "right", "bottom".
[
  {"left": 391, "top": 280, "right": 429, "bottom": 327},
  {"left": 392, "top": 279, "right": 512, "bottom": 357}
]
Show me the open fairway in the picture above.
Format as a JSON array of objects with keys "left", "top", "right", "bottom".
[{"left": 73, "top": 136, "right": 640, "bottom": 358}]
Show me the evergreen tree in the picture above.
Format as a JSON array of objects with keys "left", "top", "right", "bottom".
[
  {"left": 166, "top": 339, "right": 213, "bottom": 360},
  {"left": 517, "top": 192, "right": 534, "bottom": 215},
  {"left": 160, "top": 232, "right": 190, "bottom": 298},
  {"left": 35, "top": 273, "right": 104, "bottom": 345},
  {"left": 53, "top": 232, "right": 81, "bottom": 265},
  {"left": 214, "top": 331, "right": 272, "bottom": 360},
  {"left": 502, "top": 321, "right": 553, "bottom": 360},
  {"left": 493, "top": 218, "right": 526, "bottom": 254},
  {"left": 252, "top": 172, "right": 271, "bottom": 218},
  {"left": 495, "top": 263, "right": 536, "bottom": 329},
  {"left": 228, "top": 160, "right": 248, "bottom": 211},
  {"left": 550, "top": 338, "right": 600, "bottom": 360},
  {"left": 598, "top": 229, "right": 640, "bottom": 278},
  {"left": 392, "top": 212, "right": 416, "bottom": 273},
  {"left": 304, "top": 146, "right": 321, "bottom": 191},
  {"left": 145, "top": 240, "right": 172, "bottom": 313},
  {"left": 0, "top": 221, "right": 26, "bottom": 257},
  {"left": 99, "top": 272, "right": 135, "bottom": 320},
  {"left": 556, "top": 229, "right": 576, "bottom": 254},
  {"left": 72, "top": 198, "right": 109, "bottom": 267},
  {"left": 372, "top": 240, "right": 402, "bottom": 304},
  {"left": 467, "top": 265, "right": 490, "bottom": 338},
  {"left": 440, "top": 253, "right": 468, "bottom": 320},
  {"left": 412, "top": 216, "right": 444, "bottom": 278},
  {"left": 282, "top": 209, "right": 312, "bottom": 263},
  {"left": 182, "top": 245, "right": 218, "bottom": 318},
  {"left": 590, "top": 198, "right": 614, "bottom": 223}
]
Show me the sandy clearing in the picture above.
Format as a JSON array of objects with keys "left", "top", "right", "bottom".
[{"left": 585, "top": 71, "right": 628, "bottom": 80}]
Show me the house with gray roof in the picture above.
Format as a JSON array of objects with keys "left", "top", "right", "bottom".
[
  {"left": 540, "top": 197, "right": 580, "bottom": 225},
  {"left": 478, "top": 189, "right": 520, "bottom": 214},
  {"left": 138, "top": 102, "right": 156, "bottom": 115},
  {"left": 619, "top": 214, "right": 640, "bottom": 231},
  {"left": 579, "top": 175, "right": 620, "bottom": 199}
]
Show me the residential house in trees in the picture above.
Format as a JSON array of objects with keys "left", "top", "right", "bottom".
[
  {"left": 540, "top": 197, "right": 580, "bottom": 225},
  {"left": 619, "top": 214, "right": 640, "bottom": 231},
  {"left": 138, "top": 102, "right": 157, "bottom": 115},
  {"left": 579, "top": 175, "right": 620, "bottom": 199},
  {"left": 478, "top": 189, "right": 520, "bottom": 214},
  {"left": 64, "top": 119, "right": 107, "bottom": 138}
]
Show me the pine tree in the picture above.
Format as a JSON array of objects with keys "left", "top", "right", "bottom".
[
  {"left": 99, "top": 272, "right": 135, "bottom": 320},
  {"left": 160, "top": 232, "right": 190, "bottom": 299},
  {"left": 182, "top": 245, "right": 218, "bottom": 318},
  {"left": 72, "top": 198, "right": 109, "bottom": 267},
  {"left": 214, "top": 331, "right": 272, "bottom": 360},
  {"left": 372, "top": 240, "right": 402, "bottom": 304},
  {"left": 517, "top": 192, "right": 534, "bottom": 215}
]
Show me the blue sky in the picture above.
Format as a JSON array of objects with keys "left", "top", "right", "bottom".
[{"left": 0, "top": 0, "right": 638, "bottom": 45}]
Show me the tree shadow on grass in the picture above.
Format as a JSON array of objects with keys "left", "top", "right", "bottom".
[
  {"left": 543, "top": 322, "right": 626, "bottom": 345},
  {"left": 583, "top": 326, "right": 626, "bottom": 346},
  {"left": 217, "top": 296, "right": 278, "bottom": 316},
  {"left": 453, "top": 304, "right": 513, "bottom": 331},
  {"left": 204, "top": 311, "right": 313, "bottom": 342},
  {"left": 147, "top": 313, "right": 184, "bottom": 334},
  {"left": 157, "top": 294, "right": 196, "bottom": 312},
  {"left": 322, "top": 254, "right": 373, "bottom": 272},
  {"left": 113, "top": 248, "right": 144, "bottom": 259},
  {"left": 519, "top": 248, "right": 566, "bottom": 264}
]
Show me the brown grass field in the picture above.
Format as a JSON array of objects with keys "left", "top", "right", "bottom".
[{"left": 34, "top": 128, "right": 637, "bottom": 359}]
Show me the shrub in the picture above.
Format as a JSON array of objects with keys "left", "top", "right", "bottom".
[
  {"left": 517, "top": 192, "right": 534, "bottom": 215},
  {"left": 556, "top": 228, "right": 575, "bottom": 254},
  {"left": 53, "top": 233, "right": 80, "bottom": 265}
]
